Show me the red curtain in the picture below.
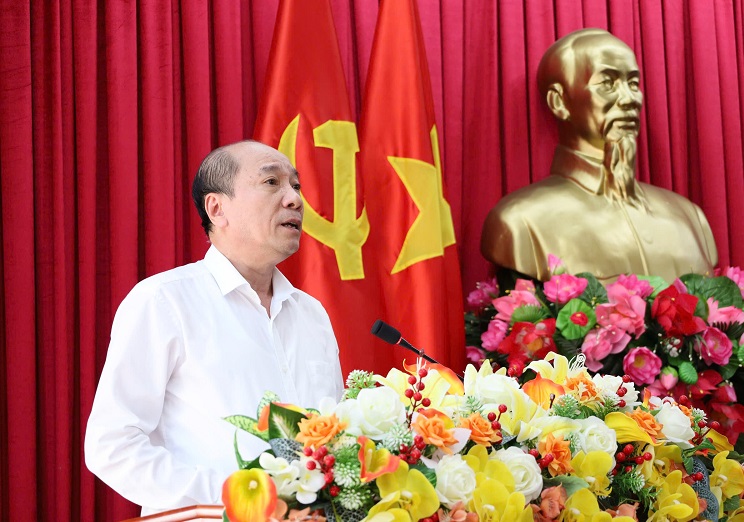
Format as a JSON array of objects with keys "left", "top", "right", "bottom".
[{"left": 2, "top": 1, "right": 743, "bottom": 520}]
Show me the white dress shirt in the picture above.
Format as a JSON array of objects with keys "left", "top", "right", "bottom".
[{"left": 85, "top": 246, "right": 344, "bottom": 515}]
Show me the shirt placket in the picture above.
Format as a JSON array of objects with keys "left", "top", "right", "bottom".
[{"left": 268, "top": 309, "right": 299, "bottom": 405}]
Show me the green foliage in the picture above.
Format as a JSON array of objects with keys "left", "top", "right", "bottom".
[
  {"left": 257, "top": 390, "right": 281, "bottom": 418},
  {"left": 636, "top": 275, "right": 669, "bottom": 297},
  {"left": 267, "top": 403, "right": 307, "bottom": 440},
  {"left": 511, "top": 305, "right": 549, "bottom": 324},
  {"left": 681, "top": 273, "right": 744, "bottom": 309},
  {"left": 344, "top": 370, "right": 377, "bottom": 400},
  {"left": 576, "top": 272, "right": 608, "bottom": 305},
  {"left": 677, "top": 361, "right": 699, "bottom": 385},
  {"left": 224, "top": 414, "right": 268, "bottom": 441}
]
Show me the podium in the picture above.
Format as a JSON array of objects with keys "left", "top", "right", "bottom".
[{"left": 123, "top": 505, "right": 223, "bottom": 521}]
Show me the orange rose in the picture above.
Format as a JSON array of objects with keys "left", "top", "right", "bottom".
[
  {"left": 629, "top": 408, "right": 663, "bottom": 443},
  {"left": 606, "top": 502, "right": 639, "bottom": 521},
  {"left": 412, "top": 413, "right": 457, "bottom": 453},
  {"left": 538, "top": 432, "right": 573, "bottom": 476},
  {"left": 458, "top": 413, "right": 502, "bottom": 446},
  {"left": 296, "top": 413, "right": 346, "bottom": 448},
  {"left": 539, "top": 485, "right": 567, "bottom": 519}
]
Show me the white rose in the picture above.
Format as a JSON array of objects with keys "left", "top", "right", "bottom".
[
  {"left": 655, "top": 401, "right": 695, "bottom": 448},
  {"left": 434, "top": 454, "right": 477, "bottom": 508},
  {"left": 491, "top": 446, "right": 543, "bottom": 503},
  {"left": 352, "top": 386, "right": 407, "bottom": 439},
  {"left": 576, "top": 416, "right": 617, "bottom": 457},
  {"left": 591, "top": 374, "right": 640, "bottom": 410}
]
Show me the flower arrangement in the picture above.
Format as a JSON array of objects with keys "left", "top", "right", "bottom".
[
  {"left": 220, "top": 353, "right": 744, "bottom": 522},
  {"left": 465, "top": 259, "right": 744, "bottom": 448}
]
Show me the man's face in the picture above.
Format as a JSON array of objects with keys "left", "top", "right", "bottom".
[
  {"left": 220, "top": 142, "right": 303, "bottom": 266},
  {"left": 563, "top": 36, "right": 643, "bottom": 152}
]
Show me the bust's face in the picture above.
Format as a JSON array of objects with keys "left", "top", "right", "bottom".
[{"left": 563, "top": 35, "right": 643, "bottom": 153}]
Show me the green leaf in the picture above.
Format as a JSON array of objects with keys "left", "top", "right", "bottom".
[
  {"left": 720, "top": 359, "right": 740, "bottom": 381},
  {"left": 677, "top": 361, "right": 699, "bottom": 384},
  {"left": 680, "top": 274, "right": 744, "bottom": 308},
  {"left": 257, "top": 391, "right": 282, "bottom": 418},
  {"left": 739, "top": 342, "right": 744, "bottom": 364},
  {"left": 224, "top": 415, "right": 268, "bottom": 441},
  {"left": 267, "top": 403, "right": 308, "bottom": 440},
  {"left": 724, "top": 496, "right": 742, "bottom": 513},
  {"left": 543, "top": 475, "right": 589, "bottom": 497},
  {"left": 575, "top": 272, "right": 608, "bottom": 305},
  {"left": 511, "top": 305, "right": 549, "bottom": 324},
  {"left": 556, "top": 299, "right": 596, "bottom": 340}
]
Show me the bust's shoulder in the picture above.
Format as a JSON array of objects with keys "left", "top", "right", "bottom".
[
  {"left": 486, "top": 176, "right": 580, "bottom": 219},
  {"left": 637, "top": 182, "right": 705, "bottom": 213}
]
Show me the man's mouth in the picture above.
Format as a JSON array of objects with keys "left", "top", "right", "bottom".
[{"left": 281, "top": 219, "right": 302, "bottom": 231}]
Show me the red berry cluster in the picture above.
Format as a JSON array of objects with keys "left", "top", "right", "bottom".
[
  {"left": 611, "top": 444, "right": 652, "bottom": 475},
  {"left": 692, "top": 418, "right": 721, "bottom": 446},
  {"left": 404, "top": 367, "right": 432, "bottom": 411},
  {"left": 615, "top": 375, "right": 632, "bottom": 408},
  {"left": 400, "top": 434, "right": 426, "bottom": 465},
  {"left": 420, "top": 513, "right": 440, "bottom": 522},
  {"left": 688, "top": 471, "right": 706, "bottom": 483},
  {"left": 487, "top": 404, "right": 508, "bottom": 435},
  {"left": 303, "top": 445, "right": 335, "bottom": 487},
  {"left": 527, "top": 448, "right": 554, "bottom": 469}
]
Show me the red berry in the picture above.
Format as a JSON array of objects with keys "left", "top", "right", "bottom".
[
  {"left": 330, "top": 485, "right": 340, "bottom": 497},
  {"left": 679, "top": 395, "right": 689, "bottom": 405},
  {"left": 408, "top": 375, "right": 418, "bottom": 385},
  {"left": 698, "top": 420, "right": 706, "bottom": 428},
  {"left": 416, "top": 438, "right": 426, "bottom": 450},
  {"left": 487, "top": 412, "right": 497, "bottom": 422},
  {"left": 400, "top": 444, "right": 409, "bottom": 452},
  {"left": 616, "top": 452, "right": 626, "bottom": 462},
  {"left": 528, "top": 449, "right": 540, "bottom": 458},
  {"left": 491, "top": 421, "right": 501, "bottom": 430},
  {"left": 611, "top": 469, "right": 618, "bottom": 476},
  {"left": 616, "top": 387, "right": 627, "bottom": 397},
  {"left": 498, "top": 404, "right": 508, "bottom": 413},
  {"left": 306, "top": 460, "right": 317, "bottom": 470},
  {"left": 622, "top": 375, "right": 632, "bottom": 383},
  {"left": 418, "top": 368, "right": 428, "bottom": 378},
  {"left": 414, "top": 435, "right": 424, "bottom": 444},
  {"left": 542, "top": 453, "right": 554, "bottom": 464},
  {"left": 303, "top": 447, "right": 313, "bottom": 456},
  {"left": 643, "top": 452, "right": 653, "bottom": 461},
  {"left": 624, "top": 466, "right": 633, "bottom": 473},
  {"left": 694, "top": 472, "right": 704, "bottom": 482},
  {"left": 417, "top": 381, "right": 426, "bottom": 391},
  {"left": 404, "top": 389, "right": 414, "bottom": 399},
  {"left": 623, "top": 444, "right": 634, "bottom": 455},
  {"left": 410, "top": 448, "right": 421, "bottom": 461},
  {"left": 324, "top": 471, "right": 334, "bottom": 484},
  {"left": 323, "top": 455, "right": 336, "bottom": 467},
  {"left": 710, "top": 421, "right": 721, "bottom": 431},
  {"left": 316, "top": 446, "right": 328, "bottom": 458},
  {"left": 634, "top": 456, "right": 644, "bottom": 465},
  {"left": 617, "top": 400, "right": 626, "bottom": 408},
  {"left": 413, "top": 392, "right": 423, "bottom": 401},
  {"left": 422, "top": 398, "right": 431, "bottom": 407}
]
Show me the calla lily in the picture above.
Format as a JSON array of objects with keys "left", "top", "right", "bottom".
[
  {"left": 367, "top": 460, "right": 439, "bottom": 522},
  {"left": 522, "top": 374, "right": 565, "bottom": 409},
  {"left": 359, "top": 435, "right": 400, "bottom": 483},
  {"left": 648, "top": 470, "right": 698, "bottom": 522},
  {"left": 604, "top": 412, "right": 653, "bottom": 444},
  {"left": 570, "top": 451, "right": 613, "bottom": 496},
  {"left": 468, "top": 478, "right": 532, "bottom": 522},
  {"left": 222, "top": 468, "right": 278, "bottom": 522}
]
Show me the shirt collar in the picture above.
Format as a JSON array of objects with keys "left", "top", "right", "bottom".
[
  {"left": 551, "top": 145, "right": 606, "bottom": 194},
  {"left": 203, "top": 245, "right": 299, "bottom": 304}
]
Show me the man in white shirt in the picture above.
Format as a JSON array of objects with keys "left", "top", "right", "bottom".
[{"left": 85, "top": 140, "right": 344, "bottom": 516}]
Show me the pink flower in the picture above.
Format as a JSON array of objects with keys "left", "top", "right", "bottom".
[
  {"left": 707, "top": 298, "right": 744, "bottom": 326},
  {"left": 697, "top": 326, "right": 733, "bottom": 366},
  {"left": 466, "top": 346, "right": 486, "bottom": 368},
  {"left": 466, "top": 278, "right": 499, "bottom": 308},
  {"left": 481, "top": 319, "right": 508, "bottom": 351},
  {"left": 659, "top": 367, "right": 679, "bottom": 390},
  {"left": 623, "top": 347, "right": 662, "bottom": 385},
  {"left": 492, "top": 283, "right": 539, "bottom": 322},
  {"left": 595, "top": 285, "right": 647, "bottom": 337},
  {"left": 543, "top": 274, "right": 588, "bottom": 304},
  {"left": 548, "top": 254, "right": 567, "bottom": 275},
  {"left": 612, "top": 274, "right": 654, "bottom": 299},
  {"left": 723, "top": 266, "right": 744, "bottom": 298},
  {"left": 581, "top": 326, "right": 631, "bottom": 372}
]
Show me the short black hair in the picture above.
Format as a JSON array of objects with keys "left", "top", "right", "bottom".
[{"left": 191, "top": 144, "right": 242, "bottom": 236}]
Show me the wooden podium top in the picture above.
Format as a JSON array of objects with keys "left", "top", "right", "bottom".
[{"left": 122, "top": 505, "right": 223, "bottom": 522}]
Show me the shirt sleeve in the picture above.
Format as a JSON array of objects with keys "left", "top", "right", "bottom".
[{"left": 84, "top": 283, "right": 224, "bottom": 512}]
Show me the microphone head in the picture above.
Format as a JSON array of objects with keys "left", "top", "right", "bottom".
[{"left": 371, "top": 319, "right": 403, "bottom": 345}]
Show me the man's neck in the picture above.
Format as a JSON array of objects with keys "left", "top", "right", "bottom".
[{"left": 209, "top": 240, "right": 276, "bottom": 313}]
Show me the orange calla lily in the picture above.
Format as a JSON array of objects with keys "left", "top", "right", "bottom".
[
  {"left": 522, "top": 374, "right": 565, "bottom": 409},
  {"left": 403, "top": 360, "right": 464, "bottom": 395},
  {"left": 222, "top": 468, "right": 277, "bottom": 522},
  {"left": 359, "top": 435, "right": 401, "bottom": 483}
]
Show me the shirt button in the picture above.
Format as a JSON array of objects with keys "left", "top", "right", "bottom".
[{"left": 281, "top": 365, "right": 289, "bottom": 373}]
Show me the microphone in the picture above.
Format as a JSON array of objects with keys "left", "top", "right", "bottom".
[{"left": 370, "top": 319, "right": 449, "bottom": 369}]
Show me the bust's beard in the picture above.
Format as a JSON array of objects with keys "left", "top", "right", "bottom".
[{"left": 602, "top": 134, "right": 649, "bottom": 212}]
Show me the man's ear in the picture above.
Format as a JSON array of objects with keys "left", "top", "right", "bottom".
[
  {"left": 205, "top": 193, "right": 227, "bottom": 229},
  {"left": 546, "top": 83, "right": 570, "bottom": 121}
]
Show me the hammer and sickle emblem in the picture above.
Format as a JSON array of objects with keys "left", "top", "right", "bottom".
[{"left": 278, "top": 115, "right": 370, "bottom": 281}]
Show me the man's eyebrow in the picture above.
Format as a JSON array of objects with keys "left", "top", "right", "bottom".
[{"left": 258, "top": 163, "right": 300, "bottom": 178}]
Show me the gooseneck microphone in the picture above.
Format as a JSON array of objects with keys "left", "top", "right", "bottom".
[{"left": 371, "top": 320, "right": 462, "bottom": 380}]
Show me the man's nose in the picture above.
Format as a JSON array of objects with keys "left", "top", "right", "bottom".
[
  {"left": 284, "top": 184, "right": 303, "bottom": 209},
  {"left": 617, "top": 82, "right": 642, "bottom": 108}
]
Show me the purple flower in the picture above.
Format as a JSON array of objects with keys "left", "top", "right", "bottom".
[
  {"left": 466, "top": 345, "right": 486, "bottom": 368},
  {"left": 623, "top": 347, "right": 663, "bottom": 386},
  {"left": 543, "top": 274, "right": 588, "bottom": 304}
]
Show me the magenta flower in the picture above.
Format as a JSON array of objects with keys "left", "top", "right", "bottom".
[
  {"left": 543, "top": 274, "right": 588, "bottom": 304},
  {"left": 514, "top": 279, "right": 536, "bottom": 293},
  {"left": 698, "top": 326, "right": 733, "bottom": 366},
  {"left": 466, "top": 278, "right": 499, "bottom": 308},
  {"left": 595, "top": 284, "right": 647, "bottom": 337},
  {"left": 580, "top": 326, "right": 631, "bottom": 372},
  {"left": 707, "top": 298, "right": 744, "bottom": 326},
  {"left": 659, "top": 367, "right": 679, "bottom": 390},
  {"left": 623, "top": 347, "right": 663, "bottom": 386},
  {"left": 466, "top": 345, "right": 486, "bottom": 367},
  {"left": 481, "top": 319, "right": 508, "bottom": 351},
  {"left": 548, "top": 254, "right": 566, "bottom": 274},
  {"left": 612, "top": 275, "right": 654, "bottom": 299}
]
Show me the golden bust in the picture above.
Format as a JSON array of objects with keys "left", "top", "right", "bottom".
[{"left": 481, "top": 28, "right": 717, "bottom": 284}]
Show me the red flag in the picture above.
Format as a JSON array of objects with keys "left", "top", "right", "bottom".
[
  {"left": 359, "top": 0, "right": 465, "bottom": 373},
  {"left": 253, "top": 0, "right": 392, "bottom": 376}
]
